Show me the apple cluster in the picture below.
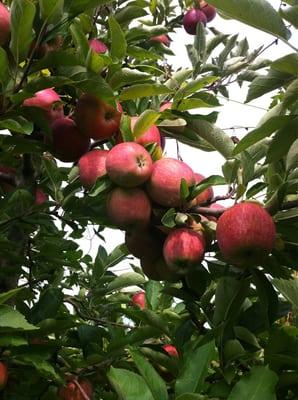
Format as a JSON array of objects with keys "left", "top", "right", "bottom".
[{"left": 183, "top": 1, "right": 217, "bottom": 35}]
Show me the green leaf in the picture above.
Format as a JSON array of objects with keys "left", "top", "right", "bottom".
[
  {"left": 107, "top": 367, "right": 155, "bottom": 400},
  {"left": 282, "top": 78, "right": 298, "bottom": 108},
  {"left": 17, "top": 352, "right": 59, "bottom": 380},
  {"left": 246, "top": 69, "right": 293, "bottom": 103},
  {"left": 233, "top": 116, "right": 292, "bottom": 155},
  {"left": 280, "top": 5, "right": 298, "bottom": 28},
  {"left": 132, "top": 110, "right": 160, "bottom": 138},
  {"left": 66, "top": 0, "right": 114, "bottom": 16},
  {"left": 70, "top": 21, "right": 90, "bottom": 61},
  {"left": 175, "top": 341, "right": 216, "bottom": 396},
  {"left": 246, "top": 182, "right": 267, "bottom": 198},
  {"left": 29, "top": 288, "right": 64, "bottom": 324},
  {"left": 207, "top": 0, "right": 289, "bottom": 40},
  {"left": 271, "top": 53, "right": 298, "bottom": 75},
  {"left": 227, "top": 366, "right": 278, "bottom": 400},
  {"left": 108, "top": 16, "right": 127, "bottom": 60},
  {"left": 194, "top": 22, "right": 206, "bottom": 63},
  {"left": 145, "top": 281, "right": 162, "bottom": 311},
  {"left": 0, "top": 335, "right": 28, "bottom": 347},
  {"left": 106, "top": 272, "right": 146, "bottom": 293},
  {"left": 286, "top": 139, "right": 298, "bottom": 171},
  {"left": 161, "top": 208, "right": 177, "bottom": 228},
  {"left": 39, "top": 0, "right": 64, "bottom": 24},
  {"left": 129, "top": 348, "right": 168, "bottom": 400},
  {"left": 0, "top": 288, "right": 24, "bottom": 305},
  {"left": 115, "top": 5, "right": 148, "bottom": 25},
  {"left": 0, "top": 48, "right": 10, "bottom": 86},
  {"left": 109, "top": 68, "right": 152, "bottom": 90},
  {"left": 265, "top": 327, "right": 298, "bottom": 371},
  {"left": 265, "top": 117, "right": 298, "bottom": 163},
  {"left": 0, "top": 305, "right": 38, "bottom": 331},
  {"left": 120, "top": 84, "right": 173, "bottom": 101},
  {"left": 173, "top": 76, "right": 218, "bottom": 105},
  {"left": 273, "top": 278, "right": 298, "bottom": 309},
  {"left": 176, "top": 395, "right": 210, "bottom": 400},
  {"left": 10, "top": 0, "right": 36, "bottom": 63},
  {"left": 190, "top": 175, "right": 226, "bottom": 199}
]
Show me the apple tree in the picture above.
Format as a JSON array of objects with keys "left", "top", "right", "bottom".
[{"left": 0, "top": 0, "right": 297, "bottom": 399}]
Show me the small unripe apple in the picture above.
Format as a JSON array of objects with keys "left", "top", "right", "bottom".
[
  {"left": 163, "top": 228, "right": 205, "bottom": 274},
  {"left": 193, "top": 173, "right": 214, "bottom": 205},
  {"left": 78, "top": 149, "right": 108, "bottom": 189},
  {"left": 107, "top": 187, "right": 151, "bottom": 230},
  {"left": 58, "top": 378, "right": 93, "bottom": 400},
  {"left": 106, "top": 142, "right": 153, "bottom": 188},
  {"left": 131, "top": 292, "right": 146, "bottom": 309},
  {"left": 163, "top": 344, "right": 179, "bottom": 358},
  {"left": 0, "top": 361, "right": 8, "bottom": 391},
  {"left": 146, "top": 158, "right": 195, "bottom": 207},
  {"left": 50, "top": 117, "right": 90, "bottom": 163},
  {"left": 23, "top": 88, "right": 64, "bottom": 122},
  {"left": 0, "top": 2, "right": 10, "bottom": 46},
  {"left": 183, "top": 9, "right": 207, "bottom": 35},
  {"left": 216, "top": 202, "right": 276, "bottom": 267},
  {"left": 35, "top": 188, "right": 48, "bottom": 205},
  {"left": 199, "top": 1, "right": 217, "bottom": 22},
  {"left": 74, "top": 94, "right": 121, "bottom": 140},
  {"left": 89, "top": 38, "right": 108, "bottom": 53},
  {"left": 150, "top": 34, "right": 171, "bottom": 46}
]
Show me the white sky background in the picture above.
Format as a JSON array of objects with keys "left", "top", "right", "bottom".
[{"left": 81, "top": 0, "right": 298, "bottom": 269}]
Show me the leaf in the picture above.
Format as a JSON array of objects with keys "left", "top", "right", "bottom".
[
  {"left": 0, "top": 335, "right": 27, "bottom": 347},
  {"left": 271, "top": 53, "right": 298, "bottom": 75},
  {"left": 282, "top": 78, "right": 298, "bottom": 108},
  {"left": 108, "top": 16, "right": 127, "bottom": 60},
  {"left": 176, "top": 395, "right": 210, "bottom": 400},
  {"left": 246, "top": 182, "right": 267, "bottom": 198},
  {"left": 0, "top": 48, "right": 10, "bottom": 86},
  {"left": 0, "top": 305, "right": 38, "bottom": 331},
  {"left": 173, "top": 76, "right": 218, "bottom": 104},
  {"left": 175, "top": 341, "right": 216, "bottom": 396},
  {"left": 29, "top": 288, "right": 64, "bottom": 324},
  {"left": 246, "top": 69, "right": 293, "bottom": 103},
  {"left": 65, "top": 0, "right": 114, "bottom": 16},
  {"left": 17, "top": 352, "right": 59, "bottom": 380},
  {"left": 286, "top": 138, "right": 298, "bottom": 171},
  {"left": 190, "top": 175, "right": 226, "bottom": 199},
  {"left": 129, "top": 348, "right": 168, "bottom": 400},
  {"left": 273, "top": 278, "right": 298, "bottom": 309},
  {"left": 0, "top": 288, "right": 24, "bottom": 305},
  {"left": 120, "top": 84, "right": 173, "bottom": 100},
  {"left": 161, "top": 208, "right": 177, "bottom": 228},
  {"left": 265, "top": 327, "right": 298, "bottom": 371},
  {"left": 280, "top": 5, "right": 298, "bottom": 28},
  {"left": 145, "top": 281, "right": 162, "bottom": 311},
  {"left": 233, "top": 116, "right": 292, "bottom": 155},
  {"left": 133, "top": 110, "right": 160, "bottom": 139},
  {"left": 39, "top": 0, "right": 64, "bottom": 24},
  {"left": 207, "top": 0, "right": 289, "bottom": 40},
  {"left": 115, "top": 5, "right": 148, "bottom": 25},
  {"left": 107, "top": 367, "right": 155, "bottom": 400},
  {"left": 10, "top": 0, "right": 36, "bottom": 63},
  {"left": 227, "top": 366, "right": 278, "bottom": 400},
  {"left": 109, "top": 68, "right": 152, "bottom": 90},
  {"left": 106, "top": 272, "right": 146, "bottom": 293},
  {"left": 265, "top": 117, "right": 298, "bottom": 163}
]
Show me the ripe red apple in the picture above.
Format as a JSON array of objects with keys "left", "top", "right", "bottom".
[
  {"left": 193, "top": 173, "right": 214, "bottom": 205},
  {"left": 58, "top": 378, "right": 93, "bottom": 400},
  {"left": 106, "top": 187, "right": 151, "bottom": 229},
  {"left": 131, "top": 292, "right": 146, "bottom": 309},
  {"left": 125, "top": 228, "right": 162, "bottom": 261},
  {"left": 199, "top": 1, "right": 217, "bottom": 22},
  {"left": 74, "top": 94, "right": 121, "bottom": 140},
  {"left": 89, "top": 38, "right": 108, "bottom": 53},
  {"left": 163, "top": 344, "right": 179, "bottom": 358},
  {"left": 163, "top": 228, "right": 205, "bottom": 274},
  {"left": 183, "top": 9, "right": 207, "bottom": 35},
  {"left": 150, "top": 34, "right": 171, "bottom": 46},
  {"left": 130, "top": 116, "right": 162, "bottom": 147},
  {"left": 0, "top": 2, "right": 10, "bottom": 46},
  {"left": 141, "top": 257, "right": 180, "bottom": 282},
  {"left": 35, "top": 188, "right": 48, "bottom": 205},
  {"left": 0, "top": 361, "right": 8, "bottom": 391},
  {"left": 146, "top": 158, "right": 195, "bottom": 207},
  {"left": 50, "top": 117, "right": 90, "bottom": 163},
  {"left": 78, "top": 149, "right": 108, "bottom": 189},
  {"left": 23, "top": 88, "right": 64, "bottom": 122},
  {"left": 216, "top": 202, "right": 276, "bottom": 267},
  {"left": 207, "top": 203, "right": 226, "bottom": 222},
  {"left": 106, "top": 142, "right": 153, "bottom": 188}
]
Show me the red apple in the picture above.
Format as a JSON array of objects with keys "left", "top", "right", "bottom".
[
  {"left": 163, "top": 228, "right": 205, "bottom": 274},
  {"left": 199, "top": 1, "right": 217, "bottom": 22},
  {"left": 150, "top": 34, "right": 171, "bottom": 46},
  {"left": 0, "top": 362, "right": 8, "bottom": 391},
  {"left": 183, "top": 9, "right": 207, "bottom": 35},
  {"left": 193, "top": 173, "right": 214, "bottom": 205},
  {"left": 163, "top": 344, "right": 179, "bottom": 358},
  {"left": 0, "top": 2, "right": 10, "bottom": 46},
  {"left": 131, "top": 292, "right": 146, "bottom": 309},
  {"left": 78, "top": 149, "right": 108, "bottom": 189},
  {"left": 89, "top": 38, "right": 108, "bottom": 53},
  {"left": 35, "top": 188, "right": 48, "bottom": 205},
  {"left": 107, "top": 187, "right": 151, "bottom": 229},
  {"left": 207, "top": 203, "right": 226, "bottom": 222},
  {"left": 23, "top": 88, "right": 64, "bottom": 122},
  {"left": 58, "top": 378, "right": 93, "bottom": 400},
  {"left": 131, "top": 116, "right": 162, "bottom": 147},
  {"left": 159, "top": 101, "right": 172, "bottom": 112},
  {"left": 125, "top": 228, "right": 162, "bottom": 261},
  {"left": 146, "top": 158, "right": 195, "bottom": 207},
  {"left": 216, "top": 202, "right": 276, "bottom": 267},
  {"left": 141, "top": 257, "right": 180, "bottom": 282},
  {"left": 50, "top": 117, "right": 90, "bottom": 163},
  {"left": 106, "top": 142, "right": 153, "bottom": 188},
  {"left": 74, "top": 94, "right": 121, "bottom": 140}
]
